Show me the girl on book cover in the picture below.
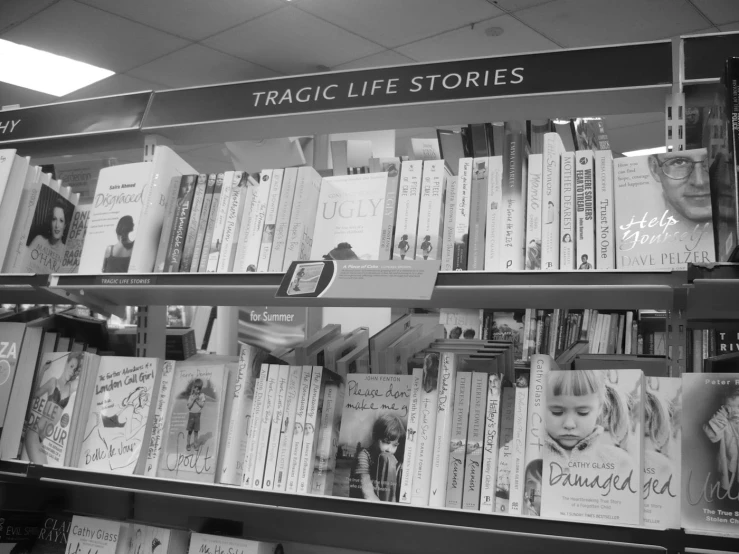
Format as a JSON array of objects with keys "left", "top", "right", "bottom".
[
  {"left": 643, "top": 379, "right": 677, "bottom": 489},
  {"left": 703, "top": 386, "right": 739, "bottom": 494},
  {"left": 103, "top": 216, "right": 134, "bottom": 273},
  {"left": 396, "top": 235, "right": 410, "bottom": 259},
  {"left": 26, "top": 194, "right": 74, "bottom": 273},
  {"left": 420, "top": 235, "right": 433, "bottom": 260},
  {"left": 349, "top": 413, "right": 405, "bottom": 502}
]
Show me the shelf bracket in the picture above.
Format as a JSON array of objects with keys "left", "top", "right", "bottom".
[{"left": 136, "top": 305, "right": 167, "bottom": 358}]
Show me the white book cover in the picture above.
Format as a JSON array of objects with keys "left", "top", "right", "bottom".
[
  {"left": 480, "top": 374, "right": 502, "bottom": 513},
  {"left": 283, "top": 166, "right": 322, "bottom": 270},
  {"left": 252, "top": 364, "right": 278, "bottom": 489},
  {"left": 154, "top": 175, "right": 184, "bottom": 273},
  {"left": 495, "top": 385, "right": 515, "bottom": 513},
  {"left": 625, "top": 311, "right": 634, "bottom": 354},
  {"left": 274, "top": 365, "right": 301, "bottom": 491},
  {"left": 468, "top": 157, "right": 489, "bottom": 271},
  {"left": 369, "top": 158, "right": 401, "bottom": 260},
  {"left": 231, "top": 173, "right": 261, "bottom": 272},
  {"left": 268, "top": 167, "right": 298, "bottom": 272},
  {"left": 285, "top": 365, "right": 313, "bottom": 493},
  {"left": 415, "top": 160, "right": 447, "bottom": 261},
  {"left": 446, "top": 371, "right": 471, "bottom": 509},
  {"left": 525, "top": 153, "right": 543, "bottom": 270},
  {"left": 575, "top": 151, "right": 596, "bottom": 271},
  {"left": 541, "top": 369, "right": 644, "bottom": 525},
  {"left": 501, "top": 131, "right": 528, "bottom": 271},
  {"left": 411, "top": 352, "right": 440, "bottom": 506},
  {"left": 262, "top": 364, "right": 290, "bottom": 489},
  {"left": 560, "top": 152, "right": 576, "bottom": 270},
  {"left": 453, "top": 158, "right": 472, "bottom": 270},
  {"left": 297, "top": 366, "right": 324, "bottom": 494},
  {"left": 217, "top": 172, "right": 250, "bottom": 273},
  {"left": 0, "top": 152, "right": 29, "bottom": 268},
  {"left": 484, "top": 156, "right": 504, "bottom": 271},
  {"left": 241, "top": 367, "right": 267, "bottom": 488},
  {"left": 541, "top": 132, "right": 564, "bottom": 270},
  {"left": 188, "top": 533, "right": 281, "bottom": 554},
  {"left": 399, "top": 367, "right": 423, "bottom": 503},
  {"left": 77, "top": 356, "right": 161, "bottom": 474},
  {"left": 3, "top": 165, "right": 39, "bottom": 273},
  {"left": 429, "top": 352, "right": 457, "bottom": 508},
  {"left": 595, "top": 150, "right": 615, "bottom": 269},
  {"left": 393, "top": 160, "right": 423, "bottom": 261},
  {"left": 311, "top": 372, "right": 344, "bottom": 495},
  {"left": 65, "top": 516, "right": 121, "bottom": 554},
  {"left": 145, "top": 360, "right": 175, "bottom": 476},
  {"left": 129, "top": 146, "right": 195, "bottom": 273},
  {"left": 239, "top": 170, "right": 272, "bottom": 272},
  {"left": 206, "top": 172, "right": 234, "bottom": 272},
  {"left": 310, "top": 172, "right": 389, "bottom": 261},
  {"left": 257, "top": 168, "right": 284, "bottom": 272},
  {"left": 508, "top": 373, "right": 530, "bottom": 515},
  {"left": 462, "top": 371, "right": 487, "bottom": 511},
  {"left": 440, "top": 175, "right": 458, "bottom": 271},
  {"left": 522, "top": 355, "right": 552, "bottom": 517}
]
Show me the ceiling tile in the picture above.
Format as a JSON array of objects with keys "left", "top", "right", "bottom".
[
  {"left": 516, "top": 0, "right": 709, "bottom": 48},
  {"left": 204, "top": 7, "right": 383, "bottom": 75},
  {"left": 295, "top": 0, "right": 502, "bottom": 48},
  {"left": 62, "top": 74, "right": 164, "bottom": 101},
  {"left": 129, "top": 44, "right": 280, "bottom": 89},
  {"left": 332, "top": 50, "right": 416, "bottom": 71},
  {"left": 77, "top": 0, "right": 284, "bottom": 41},
  {"left": 396, "top": 14, "right": 558, "bottom": 62},
  {"left": 0, "top": 0, "right": 57, "bottom": 34},
  {"left": 2, "top": 0, "right": 189, "bottom": 72},
  {"left": 0, "top": 81, "right": 57, "bottom": 109},
  {"left": 691, "top": 0, "right": 739, "bottom": 25}
]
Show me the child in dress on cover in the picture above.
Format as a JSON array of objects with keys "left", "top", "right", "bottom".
[
  {"left": 643, "top": 384, "right": 676, "bottom": 495},
  {"left": 703, "top": 387, "right": 739, "bottom": 493},
  {"left": 186, "top": 379, "right": 206, "bottom": 451},
  {"left": 543, "top": 370, "right": 633, "bottom": 473},
  {"left": 350, "top": 413, "right": 405, "bottom": 502}
]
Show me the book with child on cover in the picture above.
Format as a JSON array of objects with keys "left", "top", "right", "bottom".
[
  {"left": 332, "top": 374, "right": 412, "bottom": 502},
  {"left": 541, "top": 369, "right": 644, "bottom": 525}
]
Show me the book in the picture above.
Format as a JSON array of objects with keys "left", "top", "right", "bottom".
[
  {"left": 283, "top": 166, "right": 322, "bottom": 270},
  {"left": 0, "top": 152, "right": 30, "bottom": 268},
  {"left": 399, "top": 367, "right": 423, "bottom": 503},
  {"left": 508, "top": 371, "right": 530, "bottom": 515},
  {"left": 197, "top": 173, "right": 226, "bottom": 272},
  {"left": 285, "top": 365, "right": 313, "bottom": 493},
  {"left": 484, "top": 156, "right": 504, "bottom": 270},
  {"left": 268, "top": 167, "right": 298, "bottom": 272},
  {"left": 125, "top": 525, "right": 189, "bottom": 554},
  {"left": 58, "top": 203, "right": 91, "bottom": 273},
  {"left": 252, "top": 364, "right": 279, "bottom": 488},
  {"left": 311, "top": 368, "right": 345, "bottom": 495},
  {"left": 64, "top": 516, "right": 121, "bottom": 554},
  {"left": 614, "top": 149, "right": 715, "bottom": 270},
  {"left": 411, "top": 352, "right": 441, "bottom": 506},
  {"left": 480, "top": 373, "right": 502, "bottom": 512},
  {"left": 540, "top": 369, "right": 644, "bottom": 525},
  {"left": 273, "top": 365, "right": 301, "bottom": 491},
  {"left": 368, "top": 158, "right": 401, "bottom": 260},
  {"left": 310, "top": 173, "right": 389, "bottom": 261},
  {"left": 332, "top": 373, "right": 411, "bottom": 502},
  {"left": 217, "top": 171, "right": 251, "bottom": 273},
  {"left": 188, "top": 174, "right": 216, "bottom": 273},
  {"left": 33, "top": 513, "right": 72, "bottom": 554},
  {"left": 257, "top": 168, "right": 284, "bottom": 272},
  {"left": 234, "top": 171, "right": 271, "bottom": 272},
  {"left": 468, "top": 158, "right": 490, "bottom": 270},
  {"left": 144, "top": 360, "right": 175, "bottom": 476},
  {"left": 522, "top": 355, "right": 553, "bottom": 517},
  {"left": 560, "top": 151, "right": 576, "bottom": 269},
  {"left": 440, "top": 175, "right": 458, "bottom": 271},
  {"left": 446, "top": 371, "right": 472, "bottom": 509},
  {"left": 152, "top": 175, "right": 183, "bottom": 273},
  {"left": 501, "top": 125, "right": 529, "bottom": 271},
  {"left": 263, "top": 364, "right": 290, "bottom": 489},
  {"left": 77, "top": 356, "right": 162, "bottom": 474},
  {"left": 495, "top": 383, "right": 515, "bottom": 513},
  {"left": 594, "top": 150, "right": 615, "bottom": 269},
  {"left": 164, "top": 174, "right": 197, "bottom": 272},
  {"left": 206, "top": 172, "right": 234, "bottom": 272},
  {"left": 179, "top": 174, "right": 208, "bottom": 273},
  {"left": 541, "top": 133, "right": 564, "bottom": 270},
  {"left": 415, "top": 160, "right": 447, "bottom": 261},
  {"left": 461, "top": 371, "right": 487, "bottom": 510},
  {"left": 187, "top": 534, "right": 281, "bottom": 554},
  {"left": 453, "top": 158, "right": 472, "bottom": 270},
  {"left": 525, "top": 153, "right": 543, "bottom": 270},
  {"left": 484, "top": 310, "right": 525, "bottom": 361},
  {"left": 393, "top": 160, "right": 423, "bottom": 261},
  {"left": 241, "top": 366, "right": 267, "bottom": 488},
  {"left": 0, "top": 323, "right": 25, "bottom": 442},
  {"left": 575, "top": 151, "right": 595, "bottom": 271},
  {"left": 439, "top": 309, "right": 482, "bottom": 341},
  {"left": 429, "top": 352, "right": 458, "bottom": 507},
  {"left": 156, "top": 362, "right": 228, "bottom": 483},
  {"left": 0, "top": 511, "right": 43, "bottom": 554}
]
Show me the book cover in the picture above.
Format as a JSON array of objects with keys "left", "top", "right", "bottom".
[
  {"left": 480, "top": 374, "right": 502, "bottom": 512},
  {"left": 268, "top": 167, "right": 298, "bottom": 272},
  {"left": 32, "top": 514, "right": 72, "bottom": 554},
  {"left": 234, "top": 171, "right": 271, "bottom": 272},
  {"left": 462, "top": 371, "right": 487, "bottom": 510},
  {"left": 595, "top": 150, "right": 616, "bottom": 269},
  {"left": 257, "top": 168, "right": 284, "bottom": 272},
  {"left": 241, "top": 367, "right": 267, "bottom": 488},
  {"left": 393, "top": 160, "right": 423, "bottom": 261},
  {"left": 205, "top": 172, "right": 233, "bottom": 272},
  {"left": 187, "top": 533, "right": 281, "bottom": 554},
  {"left": 468, "top": 157, "right": 489, "bottom": 270},
  {"left": 429, "top": 352, "right": 458, "bottom": 507},
  {"left": 144, "top": 360, "right": 175, "bottom": 476},
  {"left": 197, "top": 173, "right": 225, "bottom": 273},
  {"left": 0, "top": 511, "right": 43, "bottom": 554},
  {"left": 643, "top": 376, "right": 681, "bottom": 529},
  {"left": 501, "top": 127, "right": 529, "bottom": 271},
  {"left": 153, "top": 175, "right": 184, "bottom": 273},
  {"left": 614, "top": 149, "right": 715, "bottom": 270},
  {"left": 541, "top": 369, "right": 644, "bottom": 525},
  {"left": 0, "top": 323, "right": 25, "bottom": 440},
  {"left": 453, "top": 158, "right": 472, "bottom": 270},
  {"left": 273, "top": 365, "right": 301, "bottom": 491},
  {"left": 156, "top": 362, "right": 227, "bottom": 483},
  {"left": 64, "top": 516, "right": 120, "bottom": 554},
  {"left": 368, "top": 158, "right": 401, "bottom": 260},
  {"left": 58, "top": 204, "right": 91, "bottom": 274},
  {"left": 164, "top": 174, "right": 197, "bottom": 272},
  {"left": 439, "top": 309, "right": 482, "bottom": 341},
  {"left": 485, "top": 311, "right": 525, "bottom": 361},
  {"left": 440, "top": 175, "right": 458, "bottom": 271},
  {"left": 399, "top": 367, "right": 422, "bottom": 503},
  {"left": 541, "top": 132, "right": 564, "bottom": 270},
  {"left": 495, "top": 384, "right": 515, "bottom": 513},
  {"left": 508, "top": 372, "right": 530, "bottom": 515},
  {"left": 77, "top": 356, "right": 161, "bottom": 474},
  {"left": 310, "top": 173, "right": 389, "bottom": 261},
  {"left": 252, "top": 364, "right": 278, "bottom": 489},
  {"left": 179, "top": 174, "right": 208, "bottom": 273},
  {"left": 0, "top": 153, "right": 30, "bottom": 269},
  {"left": 522, "top": 355, "right": 552, "bottom": 517},
  {"left": 484, "top": 156, "right": 504, "bottom": 270},
  {"left": 285, "top": 365, "right": 313, "bottom": 493},
  {"left": 525, "top": 153, "right": 543, "bottom": 270},
  {"left": 217, "top": 172, "right": 251, "bottom": 273},
  {"left": 283, "top": 166, "right": 322, "bottom": 270},
  {"left": 575, "top": 152, "right": 596, "bottom": 271},
  {"left": 411, "top": 352, "right": 440, "bottom": 506},
  {"left": 263, "top": 365, "right": 290, "bottom": 490},
  {"left": 311, "top": 370, "right": 345, "bottom": 495},
  {"left": 188, "top": 174, "right": 216, "bottom": 273},
  {"left": 332, "top": 373, "right": 412, "bottom": 502},
  {"left": 560, "top": 152, "right": 576, "bottom": 270},
  {"left": 446, "top": 371, "right": 472, "bottom": 509},
  {"left": 415, "top": 160, "right": 447, "bottom": 261}
]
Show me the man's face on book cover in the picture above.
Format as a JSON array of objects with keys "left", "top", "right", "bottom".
[{"left": 649, "top": 149, "right": 711, "bottom": 223}]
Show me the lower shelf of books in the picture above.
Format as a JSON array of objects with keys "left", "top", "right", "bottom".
[{"left": 3, "top": 461, "right": 738, "bottom": 554}]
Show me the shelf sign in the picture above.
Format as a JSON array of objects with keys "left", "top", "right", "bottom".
[
  {"left": 0, "top": 92, "right": 151, "bottom": 144},
  {"left": 144, "top": 42, "right": 671, "bottom": 128},
  {"left": 94, "top": 276, "right": 157, "bottom": 286},
  {"left": 276, "top": 260, "right": 439, "bottom": 301}
]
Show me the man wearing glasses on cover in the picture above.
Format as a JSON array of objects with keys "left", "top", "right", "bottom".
[{"left": 648, "top": 148, "right": 712, "bottom": 224}]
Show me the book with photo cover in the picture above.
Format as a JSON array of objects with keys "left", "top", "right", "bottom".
[
  {"left": 0, "top": 511, "right": 43, "bottom": 554},
  {"left": 439, "top": 309, "right": 482, "bottom": 341},
  {"left": 31, "top": 513, "right": 72, "bottom": 554},
  {"left": 58, "top": 203, "right": 91, "bottom": 274}
]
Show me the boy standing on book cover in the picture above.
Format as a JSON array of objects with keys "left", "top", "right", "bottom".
[
  {"left": 350, "top": 413, "right": 405, "bottom": 502},
  {"left": 187, "top": 379, "right": 205, "bottom": 451}
]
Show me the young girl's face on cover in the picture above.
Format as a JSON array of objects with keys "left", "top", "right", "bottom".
[
  {"left": 377, "top": 438, "right": 399, "bottom": 455},
  {"left": 546, "top": 391, "right": 601, "bottom": 449}
]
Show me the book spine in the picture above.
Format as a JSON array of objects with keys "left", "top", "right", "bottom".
[
  {"left": 415, "top": 160, "right": 446, "bottom": 261},
  {"left": 453, "top": 158, "right": 472, "bottom": 270},
  {"left": 145, "top": 360, "right": 175, "bottom": 476},
  {"left": 479, "top": 374, "right": 501, "bottom": 512},
  {"left": 616, "top": 314, "right": 625, "bottom": 354},
  {"left": 393, "top": 160, "right": 423, "bottom": 261},
  {"left": 286, "top": 366, "right": 313, "bottom": 493},
  {"left": 274, "top": 366, "right": 301, "bottom": 492},
  {"left": 399, "top": 367, "right": 423, "bottom": 503},
  {"left": 594, "top": 150, "right": 615, "bottom": 269},
  {"left": 252, "top": 364, "right": 277, "bottom": 489},
  {"left": 311, "top": 376, "right": 343, "bottom": 495},
  {"left": 154, "top": 176, "right": 186, "bottom": 273},
  {"left": 501, "top": 131, "right": 527, "bottom": 271},
  {"left": 379, "top": 170, "right": 400, "bottom": 260},
  {"left": 219, "top": 349, "right": 251, "bottom": 485},
  {"left": 165, "top": 176, "right": 197, "bottom": 272},
  {"left": 297, "top": 366, "right": 323, "bottom": 495},
  {"left": 541, "top": 134, "right": 562, "bottom": 270},
  {"left": 411, "top": 358, "right": 440, "bottom": 506},
  {"left": 468, "top": 158, "right": 489, "bottom": 270},
  {"left": 575, "top": 152, "right": 595, "bottom": 271},
  {"left": 484, "top": 157, "right": 504, "bottom": 271},
  {"left": 240, "top": 170, "right": 272, "bottom": 272},
  {"left": 217, "top": 172, "right": 248, "bottom": 273},
  {"left": 523, "top": 355, "right": 550, "bottom": 516},
  {"left": 625, "top": 311, "right": 634, "bottom": 354},
  {"left": 525, "top": 153, "right": 543, "bottom": 270},
  {"left": 179, "top": 174, "right": 208, "bottom": 272},
  {"left": 268, "top": 168, "right": 298, "bottom": 272},
  {"left": 241, "top": 367, "right": 268, "bottom": 488},
  {"left": 3, "top": 179, "right": 41, "bottom": 273},
  {"left": 257, "top": 168, "right": 284, "bottom": 272},
  {"left": 560, "top": 152, "right": 576, "bottom": 269},
  {"left": 446, "top": 371, "right": 471, "bottom": 509},
  {"left": 263, "top": 365, "right": 290, "bottom": 490},
  {"left": 197, "top": 174, "right": 225, "bottom": 272},
  {"left": 284, "top": 169, "right": 321, "bottom": 270},
  {"left": 189, "top": 174, "right": 216, "bottom": 273},
  {"left": 441, "top": 176, "right": 458, "bottom": 271},
  {"left": 508, "top": 376, "right": 529, "bottom": 515},
  {"left": 206, "top": 173, "right": 234, "bottom": 272},
  {"left": 548, "top": 309, "right": 560, "bottom": 358},
  {"left": 462, "top": 371, "right": 487, "bottom": 511},
  {"left": 495, "top": 385, "right": 516, "bottom": 513},
  {"left": 429, "top": 352, "right": 457, "bottom": 507}
]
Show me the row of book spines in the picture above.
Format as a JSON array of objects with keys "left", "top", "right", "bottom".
[{"left": 687, "top": 329, "right": 739, "bottom": 372}]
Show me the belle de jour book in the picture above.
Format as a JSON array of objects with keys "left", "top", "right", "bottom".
[
  {"left": 77, "top": 356, "right": 162, "bottom": 474},
  {"left": 156, "top": 362, "right": 228, "bottom": 483},
  {"left": 332, "top": 373, "right": 412, "bottom": 502},
  {"left": 614, "top": 149, "right": 715, "bottom": 270},
  {"left": 541, "top": 369, "right": 644, "bottom": 526},
  {"left": 310, "top": 172, "right": 389, "bottom": 261}
]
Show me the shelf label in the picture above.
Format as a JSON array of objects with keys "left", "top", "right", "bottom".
[
  {"left": 276, "top": 260, "right": 439, "bottom": 301},
  {"left": 94, "top": 276, "right": 157, "bottom": 286}
]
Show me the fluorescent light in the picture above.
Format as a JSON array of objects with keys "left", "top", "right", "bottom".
[
  {"left": 0, "top": 39, "right": 114, "bottom": 97},
  {"left": 622, "top": 146, "right": 667, "bottom": 157}
]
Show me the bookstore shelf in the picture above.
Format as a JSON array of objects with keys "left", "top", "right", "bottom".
[
  {"left": 46, "top": 271, "right": 687, "bottom": 310},
  {"left": 0, "top": 274, "right": 74, "bottom": 305}
]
